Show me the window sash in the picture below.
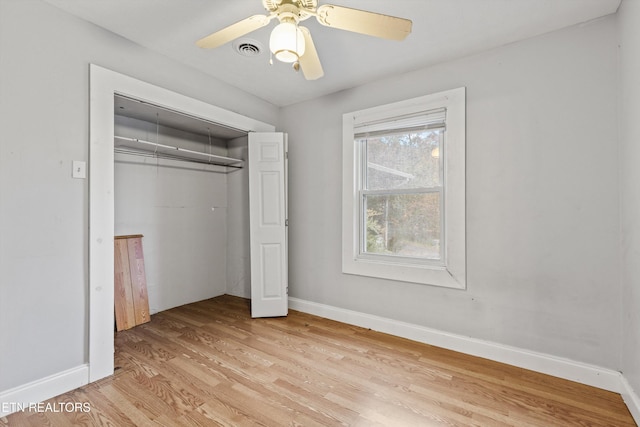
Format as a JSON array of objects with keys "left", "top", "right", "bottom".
[
  {"left": 361, "top": 187, "right": 441, "bottom": 196},
  {"left": 358, "top": 189, "right": 444, "bottom": 264},
  {"left": 356, "top": 126, "right": 445, "bottom": 264},
  {"left": 358, "top": 129, "right": 444, "bottom": 192},
  {"left": 357, "top": 189, "right": 445, "bottom": 264}
]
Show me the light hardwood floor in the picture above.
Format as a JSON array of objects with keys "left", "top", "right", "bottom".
[{"left": 2, "top": 295, "right": 635, "bottom": 426}]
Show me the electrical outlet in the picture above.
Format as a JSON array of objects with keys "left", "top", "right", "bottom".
[{"left": 72, "top": 160, "right": 86, "bottom": 179}]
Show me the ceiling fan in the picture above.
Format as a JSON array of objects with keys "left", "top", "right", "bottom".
[{"left": 196, "top": 0, "right": 412, "bottom": 80}]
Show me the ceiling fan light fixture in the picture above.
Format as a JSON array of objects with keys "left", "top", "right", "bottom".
[{"left": 269, "top": 21, "right": 306, "bottom": 63}]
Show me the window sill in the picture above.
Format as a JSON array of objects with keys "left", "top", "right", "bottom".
[{"left": 342, "top": 256, "right": 465, "bottom": 289}]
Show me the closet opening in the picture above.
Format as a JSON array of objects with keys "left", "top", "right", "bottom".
[
  {"left": 89, "top": 64, "right": 278, "bottom": 383},
  {"left": 113, "top": 94, "right": 252, "bottom": 321}
]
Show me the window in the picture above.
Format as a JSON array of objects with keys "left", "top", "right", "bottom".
[{"left": 342, "top": 87, "right": 466, "bottom": 288}]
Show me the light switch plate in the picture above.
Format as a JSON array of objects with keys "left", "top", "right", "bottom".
[{"left": 72, "top": 160, "right": 86, "bottom": 179}]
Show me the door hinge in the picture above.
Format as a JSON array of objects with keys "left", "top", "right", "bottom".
[
  {"left": 285, "top": 219, "right": 289, "bottom": 226},
  {"left": 286, "top": 286, "right": 289, "bottom": 295}
]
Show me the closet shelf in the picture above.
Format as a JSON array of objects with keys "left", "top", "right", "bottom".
[{"left": 114, "top": 135, "right": 243, "bottom": 167}]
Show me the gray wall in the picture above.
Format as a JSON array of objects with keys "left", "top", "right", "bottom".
[
  {"left": 619, "top": 0, "right": 640, "bottom": 399},
  {"left": 280, "top": 16, "right": 621, "bottom": 369},
  {"left": 0, "top": 0, "right": 278, "bottom": 392}
]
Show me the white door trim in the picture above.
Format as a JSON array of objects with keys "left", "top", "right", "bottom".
[{"left": 89, "top": 64, "right": 275, "bottom": 382}]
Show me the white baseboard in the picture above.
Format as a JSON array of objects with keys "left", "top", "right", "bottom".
[
  {"left": 288, "top": 297, "right": 622, "bottom": 393},
  {"left": 620, "top": 375, "right": 640, "bottom": 424},
  {"left": 0, "top": 364, "right": 89, "bottom": 417}
]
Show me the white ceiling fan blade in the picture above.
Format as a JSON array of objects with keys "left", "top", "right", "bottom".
[
  {"left": 299, "top": 27, "right": 324, "bottom": 80},
  {"left": 196, "top": 15, "right": 272, "bottom": 49},
  {"left": 316, "top": 4, "right": 412, "bottom": 41}
]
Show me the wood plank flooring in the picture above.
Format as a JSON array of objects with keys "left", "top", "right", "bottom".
[{"left": 2, "top": 295, "right": 635, "bottom": 426}]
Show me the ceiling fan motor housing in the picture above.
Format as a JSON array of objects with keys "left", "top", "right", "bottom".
[{"left": 263, "top": 0, "right": 318, "bottom": 14}]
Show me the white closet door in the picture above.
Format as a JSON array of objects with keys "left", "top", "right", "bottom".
[{"left": 248, "top": 132, "right": 288, "bottom": 317}]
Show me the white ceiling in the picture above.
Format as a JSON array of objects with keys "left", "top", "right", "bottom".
[{"left": 44, "top": 0, "right": 620, "bottom": 107}]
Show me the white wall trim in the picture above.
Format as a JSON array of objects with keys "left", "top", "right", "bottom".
[
  {"left": 620, "top": 375, "right": 640, "bottom": 424},
  {"left": 288, "top": 297, "right": 623, "bottom": 393},
  {"left": 341, "top": 87, "right": 466, "bottom": 289},
  {"left": 0, "top": 365, "right": 88, "bottom": 417}
]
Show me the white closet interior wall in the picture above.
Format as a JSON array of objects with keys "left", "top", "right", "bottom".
[
  {"left": 114, "top": 113, "right": 249, "bottom": 314},
  {"left": 226, "top": 136, "right": 251, "bottom": 299}
]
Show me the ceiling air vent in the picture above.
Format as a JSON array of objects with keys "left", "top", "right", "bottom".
[{"left": 233, "top": 39, "right": 263, "bottom": 57}]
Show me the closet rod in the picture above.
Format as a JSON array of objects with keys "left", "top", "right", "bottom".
[
  {"left": 114, "top": 148, "right": 242, "bottom": 169},
  {"left": 114, "top": 135, "right": 243, "bottom": 165}
]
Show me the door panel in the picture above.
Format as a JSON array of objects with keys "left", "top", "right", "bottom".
[
  {"left": 259, "top": 171, "right": 282, "bottom": 226},
  {"left": 249, "top": 132, "right": 288, "bottom": 317}
]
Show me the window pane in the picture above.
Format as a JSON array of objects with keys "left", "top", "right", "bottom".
[
  {"left": 364, "top": 192, "right": 441, "bottom": 260},
  {"left": 363, "top": 130, "right": 442, "bottom": 190}
]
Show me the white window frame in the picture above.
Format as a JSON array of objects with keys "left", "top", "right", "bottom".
[{"left": 342, "top": 87, "right": 466, "bottom": 288}]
